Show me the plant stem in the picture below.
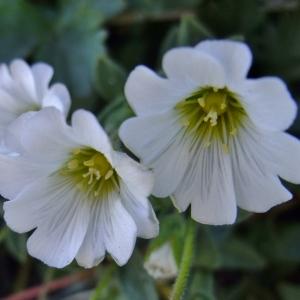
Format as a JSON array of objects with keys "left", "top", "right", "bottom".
[{"left": 170, "top": 219, "right": 196, "bottom": 300}]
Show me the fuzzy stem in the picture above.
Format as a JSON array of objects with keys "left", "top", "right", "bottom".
[{"left": 170, "top": 219, "right": 196, "bottom": 300}]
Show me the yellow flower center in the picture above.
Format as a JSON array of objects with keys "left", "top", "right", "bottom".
[
  {"left": 60, "top": 148, "right": 118, "bottom": 199},
  {"left": 176, "top": 87, "right": 246, "bottom": 152}
]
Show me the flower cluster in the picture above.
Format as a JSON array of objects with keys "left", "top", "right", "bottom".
[{"left": 0, "top": 40, "right": 299, "bottom": 268}]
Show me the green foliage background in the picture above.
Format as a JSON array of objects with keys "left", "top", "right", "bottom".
[{"left": 0, "top": 0, "right": 300, "bottom": 299}]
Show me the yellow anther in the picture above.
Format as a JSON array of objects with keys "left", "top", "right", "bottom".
[
  {"left": 197, "top": 97, "right": 205, "bottom": 107},
  {"left": 94, "top": 170, "right": 101, "bottom": 180},
  {"left": 204, "top": 110, "right": 218, "bottom": 126},
  {"left": 83, "top": 159, "right": 95, "bottom": 167},
  {"left": 82, "top": 168, "right": 92, "bottom": 178},
  {"left": 220, "top": 102, "right": 227, "bottom": 110},
  {"left": 67, "top": 159, "right": 79, "bottom": 170},
  {"left": 105, "top": 169, "right": 114, "bottom": 180}
]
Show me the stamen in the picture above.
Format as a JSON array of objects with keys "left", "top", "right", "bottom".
[
  {"left": 204, "top": 110, "right": 218, "bottom": 126},
  {"left": 83, "top": 159, "right": 95, "bottom": 167},
  {"left": 105, "top": 170, "right": 114, "bottom": 180},
  {"left": 176, "top": 86, "right": 246, "bottom": 153},
  {"left": 197, "top": 97, "right": 205, "bottom": 107},
  {"left": 67, "top": 159, "right": 79, "bottom": 170},
  {"left": 220, "top": 102, "right": 227, "bottom": 110}
]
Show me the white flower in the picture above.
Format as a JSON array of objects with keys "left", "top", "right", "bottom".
[
  {"left": 0, "top": 59, "right": 70, "bottom": 147},
  {"left": 119, "top": 39, "right": 300, "bottom": 225},
  {"left": 0, "top": 108, "right": 158, "bottom": 268},
  {"left": 144, "top": 242, "right": 178, "bottom": 280}
]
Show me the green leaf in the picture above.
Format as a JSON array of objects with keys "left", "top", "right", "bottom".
[
  {"left": 253, "top": 11, "right": 300, "bottom": 83},
  {"left": 187, "top": 271, "right": 216, "bottom": 300},
  {"left": 146, "top": 214, "right": 186, "bottom": 263},
  {"left": 5, "top": 231, "right": 27, "bottom": 263},
  {"left": 95, "top": 55, "right": 127, "bottom": 101},
  {"left": 120, "top": 251, "right": 159, "bottom": 300},
  {"left": 98, "top": 96, "right": 133, "bottom": 149},
  {"left": 236, "top": 209, "right": 253, "bottom": 223},
  {"left": 59, "top": 0, "right": 126, "bottom": 28},
  {"left": 128, "top": 0, "right": 201, "bottom": 13},
  {"left": 35, "top": 26, "right": 106, "bottom": 102},
  {"left": 0, "top": 0, "right": 46, "bottom": 61},
  {"left": 91, "top": 266, "right": 127, "bottom": 300},
  {"left": 220, "top": 237, "right": 266, "bottom": 270},
  {"left": 278, "top": 283, "right": 300, "bottom": 300},
  {"left": 160, "top": 15, "right": 212, "bottom": 57},
  {"left": 0, "top": 226, "right": 8, "bottom": 244},
  {"left": 272, "top": 223, "right": 300, "bottom": 263},
  {"left": 195, "top": 227, "right": 221, "bottom": 270},
  {"left": 199, "top": 0, "right": 265, "bottom": 36}
]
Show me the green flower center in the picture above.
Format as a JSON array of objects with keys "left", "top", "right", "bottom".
[
  {"left": 60, "top": 147, "right": 118, "bottom": 199},
  {"left": 175, "top": 87, "right": 246, "bottom": 152}
]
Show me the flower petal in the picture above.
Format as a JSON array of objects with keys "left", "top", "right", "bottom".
[
  {"left": 120, "top": 111, "right": 190, "bottom": 197},
  {"left": 76, "top": 200, "right": 106, "bottom": 268},
  {"left": 0, "top": 88, "right": 26, "bottom": 115},
  {"left": 26, "top": 182, "right": 90, "bottom": 268},
  {"left": 241, "top": 77, "right": 297, "bottom": 131},
  {"left": 120, "top": 182, "right": 159, "bottom": 239},
  {"left": 31, "top": 63, "right": 54, "bottom": 100},
  {"left": 113, "top": 151, "right": 153, "bottom": 196},
  {"left": 71, "top": 109, "right": 113, "bottom": 161},
  {"left": 125, "top": 66, "right": 189, "bottom": 116},
  {"left": 174, "top": 142, "right": 237, "bottom": 225},
  {"left": 0, "top": 155, "right": 53, "bottom": 199},
  {"left": 14, "top": 108, "right": 77, "bottom": 163},
  {"left": 0, "top": 64, "right": 13, "bottom": 87},
  {"left": 4, "top": 111, "right": 36, "bottom": 152},
  {"left": 231, "top": 128, "right": 292, "bottom": 212},
  {"left": 195, "top": 39, "right": 252, "bottom": 80},
  {"left": 266, "top": 132, "right": 300, "bottom": 184},
  {"left": 42, "top": 83, "right": 71, "bottom": 117},
  {"left": 162, "top": 47, "right": 225, "bottom": 88},
  {"left": 10, "top": 59, "right": 38, "bottom": 103},
  {"left": 4, "top": 176, "right": 72, "bottom": 232},
  {"left": 103, "top": 193, "right": 137, "bottom": 266}
]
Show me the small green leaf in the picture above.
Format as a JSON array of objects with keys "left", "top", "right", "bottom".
[
  {"left": 35, "top": 26, "right": 106, "bottom": 102},
  {"left": 195, "top": 227, "right": 221, "bottom": 270},
  {"left": 199, "top": 0, "right": 265, "bottom": 36},
  {"left": 278, "top": 283, "right": 300, "bottom": 300},
  {"left": 187, "top": 271, "right": 216, "bottom": 300},
  {"left": 146, "top": 214, "right": 186, "bottom": 263},
  {"left": 98, "top": 96, "right": 133, "bottom": 149},
  {"left": 220, "top": 237, "right": 266, "bottom": 270},
  {"left": 95, "top": 55, "right": 127, "bottom": 101},
  {"left": 160, "top": 15, "right": 212, "bottom": 57},
  {"left": 59, "top": 0, "right": 126, "bottom": 28},
  {"left": 0, "top": 0, "right": 46, "bottom": 61},
  {"left": 5, "top": 231, "right": 27, "bottom": 263},
  {"left": 0, "top": 226, "right": 8, "bottom": 244},
  {"left": 120, "top": 251, "right": 159, "bottom": 300},
  {"left": 236, "top": 208, "right": 252, "bottom": 223},
  {"left": 91, "top": 266, "right": 126, "bottom": 300},
  {"left": 273, "top": 223, "right": 300, "bottom": 263}
]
